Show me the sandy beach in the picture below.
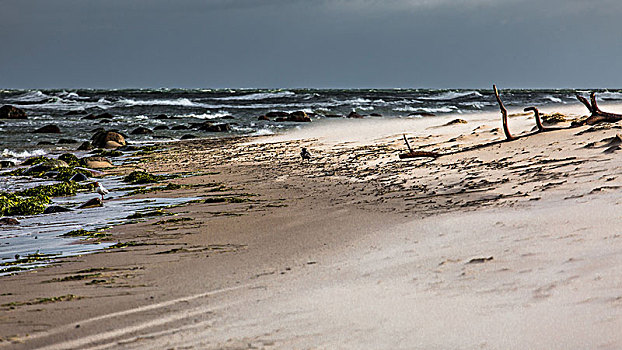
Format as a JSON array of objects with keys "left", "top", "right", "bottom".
[{"left": 1, "top": 105, "right": 622, "bottom": 349}]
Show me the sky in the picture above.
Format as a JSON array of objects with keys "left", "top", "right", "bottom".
[{"left": 1, "top": 0, "right": 622, "bottom": 89}]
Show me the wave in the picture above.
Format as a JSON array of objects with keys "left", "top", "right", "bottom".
[
  {"left": 213, "top": 91, "right": 295, "bottom": 101},
  {"left": 421, "top": 91, "right": 482, "bottom": 101},
  {"left": 544, "top": 95, "right": 563, "bottom": 103},
  {"left": 118, "top": 98, "right": 198, "bottom": 107},
  {"left": 56, "top": 91, "right": 89, "bottom": 100},
  {"left": 394, "top": 106, "right": 458, "bottom": 113},
  {"left": 596, "top": 91, "right": 622, "bottom": 100},
  {"left": 2, "top": 148, "right": 47, "bottom": 159},
  {"left": 9, "top": 90, "right": 51, "bottom": 103},
  {"left": 172, "top": 111, "right": 231, "bottom": 119}
]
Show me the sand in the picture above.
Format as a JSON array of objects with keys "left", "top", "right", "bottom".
[{"left": 1, "top": 105, "right": 622, "bottom": 349}]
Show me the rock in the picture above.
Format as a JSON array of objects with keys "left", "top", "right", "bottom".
[
  {"left": 0, "top": 105, "right": 27, "bottom": 119},
  {"left": 346, "top": 111, "right": 364, "bottom": 119},
  {"left": 370, "top": 113, "right": 382, "bottom": 117},
  {"left": 199, "top": 123, "right": 230, "bottom": 132},
  {"left": 155, "top": 114, "right": 169, "bottom": 120},
  {"left": 0, "top": 217, "right": 20, "bottom": 225},
  {"left": 82, "top": 114, "right": 98, "bottom": 120},
  {"left": 97, "top": 112, "right": 115, "bottom": 119},
  {"left": 43, "top": 206, "right": 72, "bottom": 214},
  {"left": 59, "top": 153, "right": 80, "bottom": 165},
  {"left": 445, "top": 118, "right": 468, "bottom": 126},
  {"left": 266, "top": 111, "right": 290, "bottom": 119},
  {"left": 98, "top": 119, "right": 113, "bottom": 124},
  {"left": 58, "top": 138, "right": 78, "bottom": 144},
  {"left": 34, "top": 124, "right": 61, "bottom": 133},
  {"left": 37, "top": 141, "right": 55, "bottom": 145},
  {"left": 258, "top": 115, "right": 270, "bottom": 121},
  {"left": 289, "top": 111, "right": 311, "bottom": 122},
  {"left": 80, "top": 156, "right": 113, "bottom": 168},
  {"left": 0, "top": 160, "right": 16, "bottom": 168},
  {"left": 70, "top": 172, "right": 89, "bottom": 182},
  {"left": 131, "top": 127, "right": 153, "bottom": 135},
  {"left": 221, "top": 115, "right": 235, "bottom": 119},
  {"left": 325, "top": 114, "right": 343, "bottom": 118},
  {"left": 181, "top": 134, "right": 197, "bottom": 140},
  {"left": 154, "top": 125, "right": 169, "bottom": 130},
  {"left": 171, "top": 125, "right": 188, "bottom": 130},
  {"left": 77, "top": 141, "right": 93, "bottom": 151},
  {"left": 78, "top": 197, "right": 103, "bottom": 209},
  {"left": 91, "top": 130, "right": 126, "bottom": 149},
  {"left": 23, "top": 160, "right": 69, "bottom": 175}
]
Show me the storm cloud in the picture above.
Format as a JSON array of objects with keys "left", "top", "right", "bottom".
[{"left": 1, "top": 0, "right": 621, "bottom": 88}]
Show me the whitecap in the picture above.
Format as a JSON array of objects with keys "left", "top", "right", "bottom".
[
  {"left": 544, "top": 95, "right": 563, "bottom": 103},
  {"left": 596, "top": 91, "right": 622, "bottom": 100},
  {"left": 213, "top": 91, "right": 295, "bottom": 101},
  {"left": 173, "top": 111, "right": 231, "bottom": 119},
  {"left": 394, "top": 106, "right": 458, "bottom": 113},
  {"left": 2, "top": 148, "right": 47, "bottom": 159},
  {"left": 421, "top": 91, "right": 482, "bottom": 101},
  {"left": 10, "top": 90, "right": 51, "bottom": 102},
  {"left": 118, "top": 97, "right": 198, "bottom": 107}
]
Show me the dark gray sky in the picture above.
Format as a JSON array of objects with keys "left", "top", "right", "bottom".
[{"left": 2, "top": 0, "right": 622, "bottom": 89}]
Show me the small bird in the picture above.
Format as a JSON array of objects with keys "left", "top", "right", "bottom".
[
  {"left": 300, "top": 147, "right": 311, "bottom": 162},
  {"left": 95, "top": 181, "right": 109, "bottom": 200}
]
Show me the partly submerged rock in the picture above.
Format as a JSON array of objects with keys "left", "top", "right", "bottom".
[
  {"left": 77, "top": 141, "right": 93, "bottom": 151},
  {"left": 70, "top": 172, "right": 89, "bottom": 182},
  {"left": 58, "top": 138, "right": 78, "bottom": 144},
  {"left": 346, "top": 111, "right": 364, "bottom": 119},
  {"left": 0, "top": 160, "right": 16, "bottom": 168},
  {"left": 445, "top": 118, "right": 468, "bottom": 126},
  {"left": 78, "top": 197, "right": 103, "bottom": 209},
  {"left": 23, "top": 160, "right": 69, "bottom": 175},
  {"left": 198, "top": 122, "right": 231, "bottom": 132},
  {"left": 154, "top": 125, "right": 169, "bottom": 130},
  {"left": 80, "top": 156, "right": 113, "bottom": 169},
  {"left": 0, "top": 105, "right": 27, "bottom": 119},
  {"left": 131, "top": 127, "right": 153, "bottom": 135},
  {"left": 181, "top": 134, "right": 197, "bottom": 140},
  {"left": 43, "top": 206, "right": 73, "bottom": 214},
  {"left": 33, "top": 124, "right": 61, "bottom": 133},
  {"left": 0, "top": 217, "right": 20, "bottom": 225},
  {"left": 91, "top": 130, "right": 126, "bottom": 149}
]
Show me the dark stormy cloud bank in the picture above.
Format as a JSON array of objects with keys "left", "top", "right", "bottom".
[{"left": 1, "top": 0, "right": 622, "bottom": 89}]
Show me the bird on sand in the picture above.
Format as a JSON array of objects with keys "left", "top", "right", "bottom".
[
  {"left": 95, "top": 182, "right": 109, "bottom": 200},
  {"left": 300, "top": 147, "right": 311, "bottom": 162}
]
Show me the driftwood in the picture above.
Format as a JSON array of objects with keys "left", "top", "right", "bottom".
[
  {"left": 493, "top": 84, "right": 514, "bottom": 140},
  {"left": 400, "top": 134, "right": 439, "bottom": 158},
  {"left": 574, "top": 92, "right": 622, "bottom": 126},
  {"left": 523, "top": 107, "right": 566, "bottom": 132}
]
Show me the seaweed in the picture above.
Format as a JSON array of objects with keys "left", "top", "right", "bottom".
[
  {"left": 17, "top": 181, "right": 78, "bottom": 197},
  {"left": 61, "top": 229, "right": 108, "bottom": 239},
  {"left": 203, "top": 196, "right": 250, "bottom": 204},
  {"left": 22, "top": 156, "right": 53, "bottom": 166},
  {"left": 0, "top": 251, "right": 57, "bottom": 267},
  {"left": 55, "top": 167, "right": 92, "bottom": 182},
  {"left": 2, "top": 294, "right": 80, "bottom": 308},
  {"left": 126, "top": 209, "right": 171, "bottom": 219},
  {"left": 123, "top": 171, "right": 166, "bottom": 184},
  {"left": 58, "top": 153, "right": 80, "bottom": 167},
  {"left": 152, "top": 217, "right": 193, "bottom": 225},
  {"left": 46, "top": 273, "right": 102, "bottom": 283},
  {"left": 107, "top": 241, "right": 149, "bottom": 249},
  {"left": 91, "top": 149, "right": 123, "bottom": 157},
  {"left": 0, "top": 192, "right": 50, "bottom": 216},
  {"left": 127, "top": 182, "right": 183, "bottom": 195}
]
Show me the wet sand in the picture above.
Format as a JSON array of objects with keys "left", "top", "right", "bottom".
[{"left": 1, "top": 107, "right": 622, "bottom": 349}]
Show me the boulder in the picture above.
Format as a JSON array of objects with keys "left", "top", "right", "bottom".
[
  {"left": 131, "top": 127, "right": 153, "bottom": 135},
  {"left": 370, "top": 113, "right": 382, "bottom": 117},
  {"left": 78, "top": 197, "right": 103, "bottom": 209},
  {"left": 171, "top": 125, "right": 188, "bottom": 130},
  {"left": 70, "top": 172, "right": 89, "bottom": 182},
  {"left": 221, "top": 115, "right": 235, "bottom": 119},
  {"left": 0, "top": 217, "right": 20, "bottom": 225},
  {"left": 258, "top": 115, "right": 270, "bottom": 121},
  {"left": 77, "top": 141, "right": 93, "bottom": 151},
  {"left": 82, "top": 114, "right": 98, "bottom": 120},
  {"left": 91, "top": 130, "right": 126, "bottom": 149},
  {"left": 266, "top": 111, "right": 290, "bottom": 119},
  {"left": 155, "top": 114, "right": 169, "bottom": 120},
  {"left": 43, "top": 206, "right": 72, "bottom": 214},
  {"left": 154, "top": 125, "right": 169, "bottom": 130},
  {"left": 80, "top": 156, "right": 113, "bottom": 169},
  {"left": 33, "top": 124, "right": 61, "bottom": 133},
  {"left": 325, "top": 114, "right": 343, "bottom": 118},
  {"left": 288, "top": 111, "right": 311, "bottom": 122},
  {"left": 199, "top": 123, "right": 230, "bottom": 132},
  {"left": 346, "top": 111, "right": 364, "bottom": 119},
  {"left": 58, "top": 138, "right": 78, "bottom": 144},
  {"left": 97, "top": 112, "right": 115, "bottom": 119},
  {"left": 0, "top": 160, "right": 16, "bottom": 168},
  {"left": 181, "top": 134, "right": 197, "bottom": 140},
  {"left": 0, "top": 105, "right": 27, "bottom": 119}
]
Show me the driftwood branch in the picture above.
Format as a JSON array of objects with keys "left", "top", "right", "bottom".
[
  {"left": 574, "top": 92, "right": 622, "bottom": 126},
  {"left": 493, "top": 84, "right": 514, "bottom": 140},
  {"left": 523, "top": 106, "right": 567, "bottom": 132},
  {"left": 400, "top": 134, "right": 439, "bottom": 158}
]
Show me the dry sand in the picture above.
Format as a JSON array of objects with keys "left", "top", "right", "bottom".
[{"left": 1, "top": 105, "right": 622, "bottom": 349}]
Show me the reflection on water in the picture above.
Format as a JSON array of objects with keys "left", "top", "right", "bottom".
[{"left": 0, "top": 175, "right": 199, "bottom": 276}]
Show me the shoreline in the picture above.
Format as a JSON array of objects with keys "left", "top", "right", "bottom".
[{"left": 1, "top": 109, "right": 622, "bottom": 348}]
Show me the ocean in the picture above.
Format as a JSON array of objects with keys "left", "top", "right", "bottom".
[{"left": 3, "top": 88, "right": 619, "bottom": 161}]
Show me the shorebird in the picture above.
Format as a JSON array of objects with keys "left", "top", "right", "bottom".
[
  {"left": 300, "top": 147, "right": 311, "bottom": 162},
  {"left": 95, "top": 182, "right": 109, "bottom": 200}
]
